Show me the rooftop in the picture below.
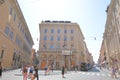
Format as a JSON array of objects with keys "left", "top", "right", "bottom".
[{"left": 42, "top": 20, "right": 71, "bottom": 23}]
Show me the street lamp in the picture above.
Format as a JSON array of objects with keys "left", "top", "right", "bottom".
[{"left": 62, "top": 43, "right": 67, "bottom": 68}]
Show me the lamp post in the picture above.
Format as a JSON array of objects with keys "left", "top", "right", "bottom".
[
  {"left": 62, "top": 43, "right": 67, "bottom": 68},
  {"left": 70, "top": 48, "right": 73, "bottom": 70}
]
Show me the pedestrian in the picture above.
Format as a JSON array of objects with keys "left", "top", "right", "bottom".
[
  {"left": 33, "top": 65, "right": 39, "bottom": 80},
  {"left": 22, "top": 65, "right": 28, "bottom": 80},
  {"left": 111, "top": 65, "right": 117, "bottom": 79},
  {"left": 0, "top": 62, "right": 2, "bottom": 78},
  {"left": 45, "top": 65, "right": 51, "bottom": 75},
  {"left": 47, "top": 65, "right": 51, "bottom": 75},
  {"left": 44, "top": 66, "right": 48, "bottom": 75},
  {"left": 75, "top": 65, "right": 78, "bottom": 72},
  {"left": 61, "top": 65, "right": 65, "bottom": 78},
  {"left": 28, "top": 65, "right": 34, "bottom": 79},
  {"left": 31, "top": 65, "right": 39, "bottom": 80},
  {"left": 51, "top": 63, "right": 54, "bottom": 72}
]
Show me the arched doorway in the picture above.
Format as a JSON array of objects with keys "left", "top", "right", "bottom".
[
  {"left": 56, "top": 55, "right": 61, "bottom": 69},
  {"left": 40, "top": 54, "right": 47, "bottom": 69}
]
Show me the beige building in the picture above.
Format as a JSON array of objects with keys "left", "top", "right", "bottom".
[
  {"left": 39, "top": 20, "right": 93, "bottom": 70},
  {"left": 99, "top": 40, "right": 107, "bottom": 67},
  {"left": 0, "top": 0, "right": 34, "bottom": 70},
  {"left": 100, "top": 0, "right": 120, "bottom": 69}
]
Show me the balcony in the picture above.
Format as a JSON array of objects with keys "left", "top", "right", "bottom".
[{"left": 39, "top": 48, "right": 76, "bottom": 53}]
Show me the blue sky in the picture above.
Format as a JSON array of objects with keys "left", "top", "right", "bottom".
[{"left": 17, "top": 0, "right": 110, "bottom": 63}]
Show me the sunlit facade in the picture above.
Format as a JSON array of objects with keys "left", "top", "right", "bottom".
[
  {"left": 101, "top": 0, "right": 120, "bottom": 69},
  {"left": 39, "top": 20, "right": 93, "bottom": 70},
  {"left": 0, "top": 0, "right": 34, "bottom": 70}
]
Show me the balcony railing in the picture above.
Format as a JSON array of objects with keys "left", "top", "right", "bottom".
[{"left": 39, "top": 48, "right": 76, "bottom": 53}]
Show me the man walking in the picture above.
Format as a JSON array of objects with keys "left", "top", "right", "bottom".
[{"left": 62, "top": 65, "right": 65, "bottom": 78}]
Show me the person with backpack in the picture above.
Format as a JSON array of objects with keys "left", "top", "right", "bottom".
[
  {"left": 31, "top": 65, "right": 39, "bottom": 80},
  {"left": 28, "top": 65, "right": 34, "bottom": 79}
]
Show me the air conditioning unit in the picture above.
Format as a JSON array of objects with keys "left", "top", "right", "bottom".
[{"left": 0, "top": 0, "right": 5, "bottom": 5}]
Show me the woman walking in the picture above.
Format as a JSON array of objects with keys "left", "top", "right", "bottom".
[
  {"left": 31, "top": 65, "right": 39, "bottom": 80},
  {"left": 111, "top": 65, "right": 118, "bottom": 79},
  {"left": 22, "top": 65, "right": 28, "bottom": 80}
]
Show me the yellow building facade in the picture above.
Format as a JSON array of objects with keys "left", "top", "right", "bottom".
[
  {"left": 101, "top": 0, "right": 120, "bottom": 69},
  {"left": 0, "top": 0, "right": 34, "bottom": 70},
  {"left": 39, "top": 20, "right": 93, "bottom": 70}
]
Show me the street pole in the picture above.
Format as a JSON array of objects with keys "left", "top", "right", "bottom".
[{"left": 62, "top": 40, "right": 67, "bottom": 68}]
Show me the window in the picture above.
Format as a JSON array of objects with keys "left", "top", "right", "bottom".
[
  {"left": 44, "top": 36, "right": 47, "bottom": 40},
  {"left": 4, "top": 25, "right": 9, "bottom": 36},
  {"left": 50, "top": 36, "right": 54, "bottom": 41},
  {"left": 64, "top": 29, "right": 67, "bottom": 34},
  {"left": 57, "top": 36, "right": 60, "bottom": 41},
  {"left": 14, "top": 13, "right": 16, "bottom": 22},
  {"left": 15, "top": 36, "right": 21, "bottom": 47},
  {"left": 64, "top": 36, "right": 67, "bottom": 41},
  {"left": 18, "top": 22, "right": 21, "bottom": 29},
  {"left": 115, "top": 0, "right": 119, "bottom": 11},
  {"left": 58, "top": 29, "right": 60, "bottom": 33},
  {"left": 50, "top": 45, "right": 54, "bottom": 49},
  {"left": 10, "top": 7, "right": 13, "bottom": 15},
  {"left": 44, "top": 29, "right": 47, "bottom": 33},
  {"left": 71, "top": 29, "right": 74, "bottom": 34},
  {"left": 1, "top": 50, "right": 4, "bottom": 58},
  {"left": 51, "top": 29, "right": 54, "bottom": 33},
  {"left": 13, "top": 52, "right": 16, "bottom": 60},
  {"left": 57, "top": 45, "right": 60, "bottom": 49},
  {"left": 9, "top": 30, "right": 14, "bottom": 40}
]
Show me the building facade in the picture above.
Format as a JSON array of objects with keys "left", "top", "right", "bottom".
[
  {"left": 99, "top": 40, "right": 107, "bottom": 67},
  {"left": 100, "top": 0, "right": 120, "bottom": 69},
  {"left": 39, "top": 20, "right": 93, "bottom": 70},
  {"left": 0, "top": 0, "right": 34, "bottom": 70}
]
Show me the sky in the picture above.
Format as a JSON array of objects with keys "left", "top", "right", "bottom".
[{"left": 17, "top": 0, "right": 110, "bottom": 63}]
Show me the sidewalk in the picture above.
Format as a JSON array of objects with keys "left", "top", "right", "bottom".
[{"left": 1, "top": 68, "right": 120, "bottom": 80}]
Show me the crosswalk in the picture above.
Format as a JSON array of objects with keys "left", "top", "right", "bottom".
[{"left": 70, "top": 72, "right": 111, "bottom": 77}]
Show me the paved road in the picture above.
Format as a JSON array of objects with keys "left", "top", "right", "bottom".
[{"left": 0, "top": 67, "right": 120, "bottom": 80}]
